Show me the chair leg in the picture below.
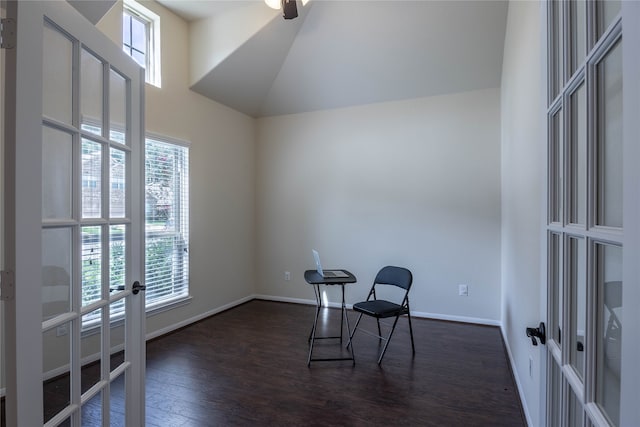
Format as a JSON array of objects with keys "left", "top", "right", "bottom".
[
  {"left": 347, "top": 312, "right": 364, "bottom": 349},
  {"left": 376, "top": 318, "right": 382, "bottom": 343},
  {"left": 407, "top": 311, "right": 415, "bottom": 355},
  {"left": 377, "top": 315, "right": 401, "bottom": 365}
]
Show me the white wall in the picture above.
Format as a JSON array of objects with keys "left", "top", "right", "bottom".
[
  {"left": 97, "top": 1, "right": 257, "bottom": 337},
  {"left": 256, "top": 88, "right": 502, "bottom": 323},
  {"left": 500, "top": 1, "right": 543, "bottom": 426}
]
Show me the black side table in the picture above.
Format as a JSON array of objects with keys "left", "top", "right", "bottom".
[{"left": 304, "top": 270, "right": 357, "bottom": 366}]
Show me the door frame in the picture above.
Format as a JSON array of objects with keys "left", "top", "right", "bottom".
[
  {"left": 539, "top": 3, "right": 550, "bottom": 426},
  {"left": 619, "top": 1, "right": 640, "bottom": 425}
]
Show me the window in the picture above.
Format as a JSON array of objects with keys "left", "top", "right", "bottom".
[
  {"left": 80, "top": 136, "right": 189, "bottom": 330},
  {"left": 145, "top": 136, "right": 190, "bottom": 309},
  {"left": 122, "top": 10, "right": 147, "bottom": 68},
  {"left": 122, "top": 0, "right": 161, "bottom": 87}
]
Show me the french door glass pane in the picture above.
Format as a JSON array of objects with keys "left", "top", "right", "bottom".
[
  {"left": 42, "top": 228, "right": 72, "bottom": 320},
  {"left": 550, "top": 0, "right": 563, "bottom": 101},
  {"left": 80, "top": 48, "right": 104, "bottom": 136},
  {"left": 81, "top": 309, "right": 102, "bottom": 394},
  {"left": 595, "top": 243, "right": 622, "bottom": 426},
  {"left": 549, "top": 359, "right": 562, "bottom": 426},
  {"left": 82, "top": 226, "right": 102, "bottom": 307},
  {"left": 82, "top": 139, "right": 103, "bottom": 219},
  {"left": 82, "top": 391, "right": 103, "bottom": 425},
  {"left": 109, "top": 296, "right": 125, "bottom": 332},
  {"left": 43, "top": 23, "right": 73, "bottom": 125},
  {"left": 596, "top": 39, "right": 622, "bottom": 228},
  {"left": 569, "top": 82, "right": 586, "bottom": 225},
  {"left": 569, "top": 0, "right": 586, "bottom": 77},
  {"left": 110, "top": 375, "right": 126, "bottom": 425},
  {"left": 110, "top": 148, "right": 127, "bottom": 218},
  {"left": 110, "top": 323, "right": 125, "bottom": 372},
  {"left": 597, "top": 0, "right": 620, "bottom": 39},
  {"left": 109, "top": 69, "right": 127, "bottom": 144},
  {"left": 42, "top": 126, "right": 73, "bottom": 220},
  {"left": 550, "top": 232, "right": 562, "bottom": 344},
  {"left": 569, "top": 385, "right": 584, "bottom": 427},
  {"left": 550, "top": 110, "right": 563, "bottom": 223},
  {"left": 568, "top": 236, "right": 586, "bottom": 380},
  {"left": 43, "top": 322, "right": 71, "bottom": 424},
  {"left": 110, "top": 225, "right": 126, "bottom": 291}
]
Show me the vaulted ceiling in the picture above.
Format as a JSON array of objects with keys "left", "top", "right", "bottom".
[{"left": 158, "top": 0, "right": 509, "bottom": 118}]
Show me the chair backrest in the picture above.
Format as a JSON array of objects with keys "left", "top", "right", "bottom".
[{"left": 374, "top": 266, "right": 413, "bottom": 291}]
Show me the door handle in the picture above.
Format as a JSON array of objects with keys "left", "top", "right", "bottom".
[
  {"left": 526, "top": 322, "right": 546, "bottom": 346},
  {"left": 132, "top": 281, "right": 146, "bottom": 295}
]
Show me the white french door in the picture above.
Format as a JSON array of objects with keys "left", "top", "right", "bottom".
[
  {"left": 3, "top": 1, "right": 145, "bottom": 426},
  {"left": 544, "top": 1, "right": 640, "bottom": 426}
]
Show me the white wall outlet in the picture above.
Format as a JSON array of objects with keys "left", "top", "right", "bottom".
[
  {"left": 56, "top": 324, "right": 68, "bottom": 337},
  {"left": 284, "top": 271, "right": 291, "bottom": 281},
  {"left": 458, "top": 284, "right": 468, "bottom": 296}
]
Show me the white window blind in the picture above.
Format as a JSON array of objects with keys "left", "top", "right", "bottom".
[{"left": 145, "top": 137, "right": 189, "bottom": 307}]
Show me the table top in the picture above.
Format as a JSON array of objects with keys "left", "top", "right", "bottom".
[{"left": 304, "top": 269, "right": 357, "bottom": 285}]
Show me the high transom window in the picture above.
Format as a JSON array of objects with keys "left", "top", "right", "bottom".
[{"left": 122, "top": 0, "right": 161, "bottom": 87}]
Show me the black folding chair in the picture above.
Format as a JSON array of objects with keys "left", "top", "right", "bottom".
[{"left": 348, "top": 266, "right": 415, "bottom": 364}]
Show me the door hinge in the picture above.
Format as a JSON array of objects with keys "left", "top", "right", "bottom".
[
  {"left": 1, "top": 18, "right": 16, "bottom": 49},
  {"left": 1, "top": 270, "right": 15, "bottom": 301}
]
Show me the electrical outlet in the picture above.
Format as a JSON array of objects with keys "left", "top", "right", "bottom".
[
  {"left": 458, "top": 284, "right": 468, "bottom": 296},
  {"left": 284, "top": 271, "right": 291, "bottom": 281},
  {"left": 56, "top": 324, "right": 68, "bottom": 337}
]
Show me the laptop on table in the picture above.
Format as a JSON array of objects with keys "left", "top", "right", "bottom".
[{"left": 312, "top": 249, "right": 349, "bottom": 278}]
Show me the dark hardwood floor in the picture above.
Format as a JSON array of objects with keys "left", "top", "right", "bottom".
[{"left": 4, "top": 300, "right": 525, "bottom": 426}]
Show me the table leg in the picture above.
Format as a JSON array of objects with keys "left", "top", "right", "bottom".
[
  {"left": 342, "top": 284, "right": 355, "bottom": 365},
  {"left": 339, "top": 285, "right": 345, "bottom": 343},
  {"left": 308, "top": 284, "right": 322, "bottom": 342},
  {"left": 307, "top": 284, "right": 322, "bottom": 366}
]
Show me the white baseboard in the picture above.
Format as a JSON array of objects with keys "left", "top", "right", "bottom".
[
  {"left": 254, "top": 294, "right": 501, "bottom": 326},
  {"left": 501, "top": 324, "right": 532, "bottom": 427},
  {"left": 252, "top": 294, "right": 317, "bottom": 307},
  {"left": 411, "top": 310, "right": 501, "bottom": 327}
]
